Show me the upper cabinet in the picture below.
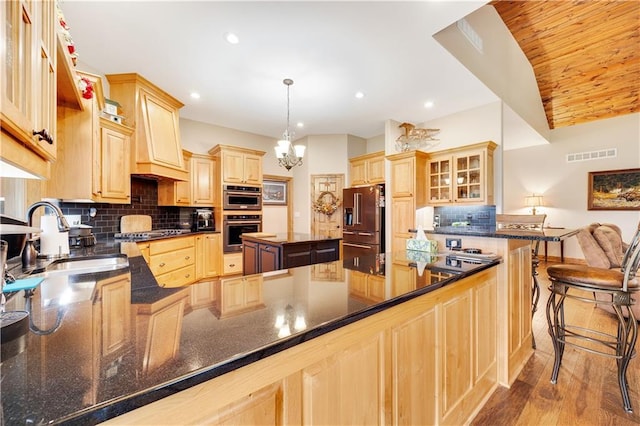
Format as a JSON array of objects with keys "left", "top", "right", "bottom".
[
  {"left": 209, "top": 145, "right": 264, "bottom": 186},
  {"left": 427, "top": 141, "right": 497, "bottom": 205},
  {"left": 48, "top": 72, "right": 133, "bottom": 203},
  {"left": 158, "top": 151, "right": 216, "bottom": 207},
  {"left": 349, "top": 151, "right": 385, "bottom": 187},
  {"left": 106, "top": 73, "right": 188, "bottom": 181}
]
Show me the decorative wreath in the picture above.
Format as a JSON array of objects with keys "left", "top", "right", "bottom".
[{"left": 312, "top": 191, "right": 340, "bottom": 216}]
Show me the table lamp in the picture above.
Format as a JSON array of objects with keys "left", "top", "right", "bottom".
[{"left": 525, "top": 194, "right": 543, "bottom": 215}]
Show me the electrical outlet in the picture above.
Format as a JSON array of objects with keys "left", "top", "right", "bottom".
[{"left": 446, "top": 238, "right": 462, "bottom": 249}]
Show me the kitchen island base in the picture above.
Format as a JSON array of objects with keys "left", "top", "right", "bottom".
[{"left": 102, "top": 267, "right": 498, "bottom": 425}]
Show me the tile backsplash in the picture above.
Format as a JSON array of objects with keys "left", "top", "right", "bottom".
[
  {"left": 434, "top": 205, "right": 496, "bottom": 227},
  {"left": 60, "top": 177, "right": 194, "bottom": 240}
]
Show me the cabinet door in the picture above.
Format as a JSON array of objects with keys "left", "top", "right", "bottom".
[
  {"left": 203, "top": 234, "right": 221, "bottom": 278},
  {"left": 454, "top": 151, "right": 484, "bottom": 203},
  {"left": 191, "top": 156, "right": 214, "bottom": 205},
  {"left": 139, "top": 89, "right": 184, "bottom": 169},
  {"left": 391, "top": 197, "right": 415, "bottom": 252},
  {"left": 367, "top": 155, "right": 385, "bottom": 183},
  {"left": 259, "top": 243, "right": 280, "bottom": 273},
  {"left": 242, "top": 240, "right": 259, "bottom": 276},
  {"left": 222, "top": 151, "right": 245, "bottom": 184},
  {"left": 1, "top": 1, "right": 36, "bottom": 141},
  {"left": 391, "top": 157, "right": 415, "bottom": 197},
  {"left": 350, "top": 158, "right": 367, "bottom": 186},
  {"left": 243, "top": 154, "right": 262, "bottom": 185},
  {"left": 428, "top": 156, "right": 453, "bottom": 204},
  {"left": 95, "top": 274, "right": 132, "bottom": 357},
  {"left": 244, "top": 275, "right": 263, "bottom": 306},
  {"left": 98, "top": 126, "right": 131, "bottom": 201}
]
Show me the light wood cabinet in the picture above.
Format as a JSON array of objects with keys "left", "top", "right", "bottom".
[
  {"left": 158, "top": 151, "right": 216, "bottom": 207},
  {"left": 388, "top": 150, "right": 428, "bottom": 252},
  {"left": 49, "top": 72, "right": 133, "bottom": 203},
  {"left": 223, "top": 252, "right": 243, "bottom": 276},
  {"left": 149, "top": 236, "right": 196, "bottom": 288},
  {"left": 349, "top": 151, "right": 385, "bottom": 186},
  {"left": 209, "top": 144, "right": 264, "bottom": 186},
  {"left": 427, "top": 141, "right": 497, "bottom": 205},
  {"left": 1, "top": 0, "right": 79, "bottom": 177},
  {"left": 214, "top": 275, "right": 264, "bottom": 318},
  {"left": 105, "top": 266, "right": 499, "bottom": 426},
  {"left": 195, "top": 233, "right": 221, "bottom": 280},
  {"left": 106, "top": 73, "right": 188, "bottom": 181}
]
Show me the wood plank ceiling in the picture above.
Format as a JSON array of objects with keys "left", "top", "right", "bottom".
[{"left": 491, "top": 0, "right": 640, "bottom": 129}]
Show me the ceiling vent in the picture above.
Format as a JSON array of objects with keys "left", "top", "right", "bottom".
[
  {"left": 566, "top": 148, "right": 617, "bottom": 163},
  {"left": 457, "top": 18, "right": 483, "bottom": 53}
]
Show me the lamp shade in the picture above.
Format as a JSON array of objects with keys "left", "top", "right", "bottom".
[{"left": 525, "top": 195, "right": 543, "bottom": 207}]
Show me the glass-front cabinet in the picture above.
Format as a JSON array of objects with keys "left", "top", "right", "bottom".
[{"left": 427, "top": 141, "right": 496, "bottom": 205}]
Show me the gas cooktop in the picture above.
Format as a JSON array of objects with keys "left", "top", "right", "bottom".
[{"left": 114, "top": 229, "right": 192, "bottom": 240}]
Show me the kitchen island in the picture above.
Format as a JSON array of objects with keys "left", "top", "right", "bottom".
[
  {"left": 241, "top": 232, "right": 341, "bottom": 274},
  {"left": 1, "top": 240, "right": 502, "bottom": 425}
]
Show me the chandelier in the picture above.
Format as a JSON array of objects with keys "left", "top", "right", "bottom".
[
  {"left": 274, "top": 78, "right": 305, "bottom": 171},
  {"left": 395, "top": 122, "right": 440, "bottom": 152}
]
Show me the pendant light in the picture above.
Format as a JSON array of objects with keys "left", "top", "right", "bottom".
[{"left": 274, "top": 78, "right": 305, "bottom": 170}]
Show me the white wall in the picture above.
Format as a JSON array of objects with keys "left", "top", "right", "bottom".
[{"left": 503, "top": 113, "right": 640, "bottom": 259}]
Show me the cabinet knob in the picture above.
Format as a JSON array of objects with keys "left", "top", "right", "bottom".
[
  {"left": 229, "top": 263, "right": 236, "bottom": 267},
  {"left": 159, "top": 262, "right": 166, "bottom": 267},
  {"left": 185, "top": 273, "right": 190, "bottom": 278},
  {"left": 185, "top": 256, "right": 190, "bottom": 260}
]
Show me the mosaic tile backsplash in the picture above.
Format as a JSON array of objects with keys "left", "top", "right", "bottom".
[
  {"left": 434, "top": 205, "right": 496, "bottom": 227},
  {"left": 60, "top": 178, "right": 195, "bottom": 241}
]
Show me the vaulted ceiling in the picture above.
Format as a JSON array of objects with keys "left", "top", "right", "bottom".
[{"left": 492, "top": 0, "right": 640, "bottom": 130}]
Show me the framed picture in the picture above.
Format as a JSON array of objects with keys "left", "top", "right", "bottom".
[
  {"left": 263, "top": 180, "right": 287, "bottom": 205},
  {"left": 588, "top": 168, "right": 640, "bottom": 210}
]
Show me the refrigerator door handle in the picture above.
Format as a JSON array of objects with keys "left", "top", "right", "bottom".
[
  {"left": 358, "top": 232, "right": 373, "bottom": 236},
  {"left": 354, "top": 193, "right": 362, "bottom": 225},
  {"left": 343, "top": 231, "right": 355, "bottom": 235},
  {"left": 343, "top": 242, "right": 374, "bottom": 249}
]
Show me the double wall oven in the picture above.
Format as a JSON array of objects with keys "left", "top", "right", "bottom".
[{"left": 222, "top": 185, "right": 263, "bottom": 253}]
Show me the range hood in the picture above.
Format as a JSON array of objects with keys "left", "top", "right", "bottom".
[{"left": 106, "top": 73, "right": 188, "bottom": 181}]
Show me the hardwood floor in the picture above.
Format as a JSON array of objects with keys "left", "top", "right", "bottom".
[{"left": 472, "top": 260, "right": 640, "bottom": 426}]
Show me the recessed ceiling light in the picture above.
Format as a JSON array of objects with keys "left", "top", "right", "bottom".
[
  {"left": 224, "top": 32, "right": 239, "bottom": 44},
  {"left": 296, "top": 122, "right": 304, "bottom": 128},
  {"left": 190, "top": 92, "right": 201, "bottom": 99},
  {"left": 355, "top": 91, "right": 365, "bottom": 99},
  {"left": 424, "top": 101, "right": 434, "bottom": 108}
]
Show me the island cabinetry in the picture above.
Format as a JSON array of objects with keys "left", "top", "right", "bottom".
[
  {"left": 388, "top": 150, "right": 428, "bottom": 252},
  {"left": 348, "top": 270, "right": 385, "bottom": 303},
  {"left": 349, "top": 151, "right": 385, "bottom": 186},
  {"left": 209, "top": 144, "right": 265, "bottom": 186},
  {"left": 106, "top": 73, "right": 188, "bottom": 181},
  {"left": 104, "top": 267, "right": 498, "bottom": 425},
  {"left": 49, "top": 72, "right": 134, "bottom": 203},
  {"left": 149, "top": 236, "right": 196, "bottom": 288},
  {"left": 242, "top": 236, "right": 341, "bottom": 274},
  {"left": 214, "top": 275, "right": 264, "bottom": 318},
  {"left": 158, "top": 151, "right": 216, "bottom": 207},
  {"left": 427, "top": 141, "right": 496, "bottom": 205}
]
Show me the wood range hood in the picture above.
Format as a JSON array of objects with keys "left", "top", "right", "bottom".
[{"left": 106, "top": 73, "right": 188, "bottom": 182}]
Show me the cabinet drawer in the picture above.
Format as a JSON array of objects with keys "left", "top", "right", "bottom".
[
  {"left": 150, "top": 236, "right": 194, "bottom": 255},
  {"left": 155, "top": 264, "right": 196, "bottom": 288},
  {"left": 224, "top": 253, "right": 243, "bottom": 275},
  {"left": 150, "top": 246, "right": 195, "bottom": 276}
]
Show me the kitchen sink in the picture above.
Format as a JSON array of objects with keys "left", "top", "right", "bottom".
[{"left": 41, "top": 254, "right": 129, "bottom": 276}]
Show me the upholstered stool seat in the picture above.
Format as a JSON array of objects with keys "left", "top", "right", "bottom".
[{"left": 546, "top": 224, "right": 640, "bottom": 413}]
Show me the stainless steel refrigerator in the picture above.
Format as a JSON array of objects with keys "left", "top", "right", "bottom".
[{"left": 342, "top": 184, "right": 385, "bottom": 271}]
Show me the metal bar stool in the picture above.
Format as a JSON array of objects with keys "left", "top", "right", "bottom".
[{"left": 546, "top": 225, "right": 640, "bottom": 413}]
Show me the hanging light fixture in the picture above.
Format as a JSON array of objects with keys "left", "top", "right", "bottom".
[{"left": 274, "top": 78, "right": 305, "bottom": 171}]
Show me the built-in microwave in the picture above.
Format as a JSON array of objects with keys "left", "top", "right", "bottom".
[{"left": 223, "top": 185, "right": 262, "bottom": 210}]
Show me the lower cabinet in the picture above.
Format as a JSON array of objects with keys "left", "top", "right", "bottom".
[
  {"left": 242, "top": 238, "right": 341, "bottom": 275},
  {"left": 214, "top": 275, "right": 264, "bottom": 318},
  {"left": 348, "top": 270, "right": 385, "bottom": 303},
  {"left": 104, "top": 268, "right": 498, "bottom": 425}
]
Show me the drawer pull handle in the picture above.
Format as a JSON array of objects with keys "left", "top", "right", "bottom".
[
  {"left": 159, "top": 262, "right": 166, "bottom": 267},
  {"left": 185, "top": 256, "right": 190, "bottom": 260},
  {"left": 185, "top": 274, "right": 190, "bottom": 278},
  {"left": 229, "top": 263, "right": 236, "bottom": 267}
]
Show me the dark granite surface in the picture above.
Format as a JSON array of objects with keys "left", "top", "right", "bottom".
[
  {"left": 241, "top": 232, "right": 342, "bottom": 245},
  {"left": 1, "top": 240, "right": 499, "bottom": 425},
  {"left": 425, "top": 226, "right": 579, "bottom": 241}
]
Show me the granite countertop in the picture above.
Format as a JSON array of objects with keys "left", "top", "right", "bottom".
[
  {"left": 1, "top": 241, "right": 498, "bottom": 424},
  {"left": 241, "top": 232, "right": 342, "bottom": 244},
  {"left": 425, "top": 226, "right": 579, "bottom": 241}
]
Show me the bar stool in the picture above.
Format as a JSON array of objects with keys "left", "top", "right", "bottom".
[{"left": 546, "top": 225, "right": 640, "bottom": 413}]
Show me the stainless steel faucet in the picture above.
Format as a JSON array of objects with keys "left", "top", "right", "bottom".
[{"left": 22, "top": 201, "right": 70, "bottom": 269}]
